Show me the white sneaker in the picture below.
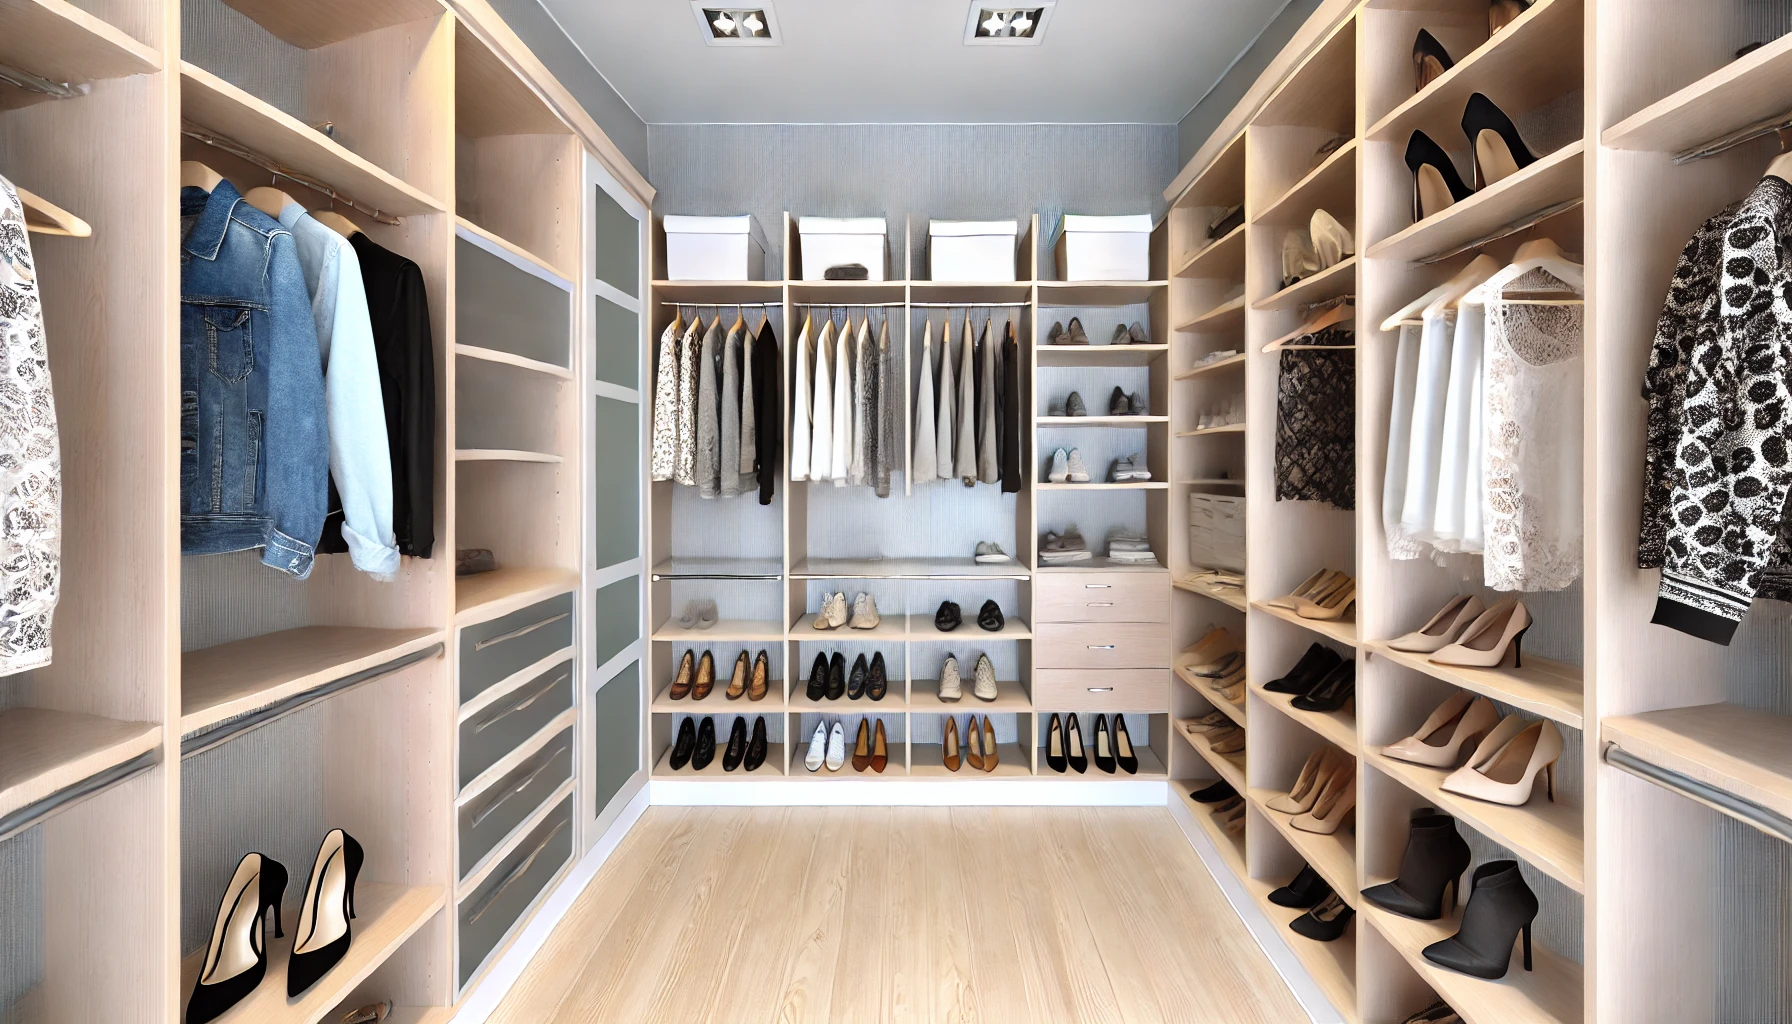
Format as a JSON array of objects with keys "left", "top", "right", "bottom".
[
  {"left": 849, "top": 591, "right": 880, "bottom": 629},
  {"left": 1048, "top": 448, "right": 1069, "bottom": 483},
  {"left": 805, "top": 722, "right": 828, "bottom": 772},
  {"left": 1066, "top": 449, "right": 1090, "bottom": 483},
  {"left": 974, "top": 542, "right": 1011, "bottom": 564},
  {"left": 939, "top": 655, "right": 963, "bottom": 701},
  {"left": 826, "top": 722, "right": 846, "bottom": 771},
  {"left": 973, "top": 654, "right": 998, "bottom": 701}
]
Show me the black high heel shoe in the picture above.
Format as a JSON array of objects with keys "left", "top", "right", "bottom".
[
  {"left": 744, "top": 716, "right": 768, "bottom": 771},
  {"left": 867, "top": 652, "right": 888, "bottom": 701},
  {"left": 1045, "top": 713, "right": 1068, "bottom": 773},
  {"left": 847, "top": 653, "right": 868, "bottom": 700},
  {"left": 1290, "top": 660, "right": 1355, "bottom": 713},
  {"left": 1289, "top": 891, "right": 1355, "bottom": 942},
  {"left": 1422, "top": 860, "right": 1539, "bottom": 979},
  {"left": 1265, "top": 643, "right": 1341, "bottom": 695},
  {"left": 807, "top": 653, "right": 829, "bottom": 701},
  {"left": 1462, "top": 92, "right": 1536, "bottom": 189},
  {"left": 1406, "top": 131, "right": 1473, "bottom": 221},
  {"left": 1065, "top": 714, "right": 1088, "bottom": 773},
  {"left": 1092, "top": 714, "right": 1116, "bottom": 774},
  {"left": 827, "top": 652, "right": 846, "bottom": 700},
  {"left": 1413, "top": 29, "right": 1454, "bottom": 91},
  {"left": 187, "top": 852, "right": 289, "bottom": 1024},
  {"left": 1113, "top": 715, "right": 1139, "bottom": 774},
  {"left": 1362, "top": 810, "right": 1471, "bottom": 921},
  {"left": 669, "top": 716, "right": 697, "bottom": 770},
  {"left": 692, "top": 716, "right": 717, "bottom": 770},
  {"left": 722, "top": 716, "right": 748, "bottom": 771},
  {"left": 287, "top": 830, "right": 364, "bottom": 997},
  {"left": 1268, "top": 864, "right": 1330, "bottom": 909}
]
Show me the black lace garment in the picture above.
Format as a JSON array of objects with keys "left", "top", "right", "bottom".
[{"left": 1276, "top": 325, "right": 1355, "bottom": 510}]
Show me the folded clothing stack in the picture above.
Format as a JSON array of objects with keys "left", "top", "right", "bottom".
[
  {"left": 1040, "top": 526, "right": 1093, "bottom": 563},
  {"left": 1106, "top": 529, "right": 1159, "bottom": 566}
]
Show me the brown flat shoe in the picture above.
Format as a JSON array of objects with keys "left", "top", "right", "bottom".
[
  {"left": 725, "top": 651, "right": 748, "bottom": 699},
  {"left": 851, "top": 719, "right": 871, "bottom": 772},
  {"left": 943, "top": 717, "right": 962, "bottom": 771},
  {"left": 871, "top": 720, "right": 889, "bottom": 773},
  {"left": 692, "top": 650, "right": 715, "bottom": 700},
  {"left": 981, "top": 717, "right": 998, "bottom": 773},
  {"left": 748, "top": 650, "right": 769, "bottom": 701},
  {"left": 966, "top": 716, "right": 986, "bottom": 772},
  {"left": 669, "top": 650, "right": 695, "bottom": 699}
]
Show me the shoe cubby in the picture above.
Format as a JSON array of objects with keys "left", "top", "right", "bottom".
[
  {"left": 651, "top": 710, "right": 786, "bottom": 778},
  {"left": 914, "top": 710, "right": 1030, "bottom": 778},
  {"left": 791, "top": 711, "right": 907, "bottom": 777},
  {"left": 1244, "top": 803, "right": 1361, "bottom": 1019}
]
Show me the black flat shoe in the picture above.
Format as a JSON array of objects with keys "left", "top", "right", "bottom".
[
  {"left": 1066, "top": 714, "right": 1088, "bottom": 773},
  {"left": 1462, "top": 91, "right": 1536, "bottom": 189},
  {"left": 1045, "top": 713, "right": 1068, "bottom": 773},
  {"left": 1291, "top": 660, "right": 1356, "bottom": 713},
  {"left": 807, "top": 653, "right": 829, "bottom": 701},
  {"left": 744, "top": 716, "right": 768, "bottom": 771},
  {"left": 1092, "top": 714, "right": 1116, "bottom": 774},
  {"left": 1363, "top": 810, "right": 1471, "bottom": 921},
  {"left": 867, "top": 652, "right": 888, "bottom": 700},
  {"left": 827, "top": 652, "right": 846, "bottom": 700},
  {"left": 977, "top": 599, "right": 1004, "bottom": 632},
  {"left": 691, "top": 716, "right": 717, "bottom": 770},
  {"left": 1269, "top": 864, "right": 1331, "bottom": 909},
  {"left": 935, "top": 600, "right": 962, "bottom": 631},
  {"left": 1422, "top": 860, "right": 1538, "bottom": 979},
  {"left": 1289, "top": 892, "right": 1354, "bottom": 942},
  {"left": 1406, "top": 130, "right": 1472, "bottom": 221},
  {"left": 722, "top": 717, "right": 748, "bottom": 771},
  {"left": 1413, "top": 28, "right": 1453, "bottom": 92},
  {"left": 1113, "top": 715, "right": 1139, "bottom": 774},
  {"left": 847, "top": 653, "right": 868, "bottom": 700},
  {"left": 669, "top": 716, "right": 697, "bottom": 770},
  {"left": 1190, "top": 779, "right": 1237, "bottom": 803},
  {"left": 1265, "top": 643, "right": 1342, "bottom": 694}
]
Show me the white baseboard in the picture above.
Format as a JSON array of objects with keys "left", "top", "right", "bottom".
[
  {"left": 1166, "top": 793, "right": 1344, "bottom": 1024},
  {"left": 450, "top": 783, "right": 651, "bottom": 1023},
  {"left": 649, "top": 777, "right": 1169, "bottom": 806}
]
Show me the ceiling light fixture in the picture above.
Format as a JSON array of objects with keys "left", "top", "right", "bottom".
[
  {"left": 690, "top": 3, "right": 780, "bottom": 46},
  {"left": 965, "top": 3, "right": 1055, "bottom": 45}
]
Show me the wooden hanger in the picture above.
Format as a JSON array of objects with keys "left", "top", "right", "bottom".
[
  {"left": 242, "top": 186, "right": 297, "bottom": 220},
  {"left": 14, "top": 185, "right": 91, "bottom": 238},
  {"left": 729, "top": 306, "right": 745, "bottom": 335},
  {"left": 1380, "top": 254, "right": 1503, "bottom": 330},
  {"left": 180, "top": 160, "right": 223, "bottom": 191},
  {"left": 1467, "top": 236, "right": 1585, "bottom": 305},
  {"left": 1263, "top": 301, "right": 1354, "bottom": 352},
  {"left": 310, "top": 209, "right": 360, "bottom": 238}
]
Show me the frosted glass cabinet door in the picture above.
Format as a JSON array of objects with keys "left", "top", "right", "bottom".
[{"left": 592, "top": 661, "right": 640, "bottom": 820}]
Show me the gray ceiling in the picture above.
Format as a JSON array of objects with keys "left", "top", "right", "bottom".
[{"left": 538, "top": 0, "right": 1291, "bottom": 124}]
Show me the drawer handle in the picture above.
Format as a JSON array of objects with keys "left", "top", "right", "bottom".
[
  {"left": 1086, "top": 687, "right": 1114, "bottom": 692},
  {"left": 467, "top": 818, "right": 569, "bottom": 924},
  {"left": 1086, "top": 602, "right": 1114, "bottom": 607},
  {"left": 474, "top": 672, "right": 569, "bottom": 733},
  {"left": 1088, "top": 645, "right": 1117, "bottom": 650},
  {"left": 475, "top": 612, "right": 570, "bottom": 652},
  {"left": 1083, "top": 584, "right": 1112, "bottom": 589},
  {"left": 470, "top": 743, "right": 569, "bottom": 827}
]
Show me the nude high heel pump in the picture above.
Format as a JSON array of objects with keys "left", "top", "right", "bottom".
[
  {"left": 1292, "top": 761, "right": 1356, "bottom": 835},
  {"left": 1267, "top": 748, "right": 1341, "bottom": 814},
  {"left": 1383, "top": 692, "right": 1500, "bottom": 769},
  {"left": 1265, "top": 569, "right": 1340, "bottom": 610},
  {"left": 1294, "top": 577, "right": 1357, "bottom": 621},
  {"left": 1387, "top": 594, "right": 1485, "bottom": 653},
  {"left": 1430, "top": 598, "right": 1531, "bottom": 668},
  {"left": 1442, "top": 717, "right": 1562, "bottom": 806}
]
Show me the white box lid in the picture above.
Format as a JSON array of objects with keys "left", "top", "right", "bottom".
[
  {"left": 664, "top": 214, "right": 757, "bottom": 236},
  {"left": 799, "top": 216, "right": 886, "bottom": 235},
  {"left": 1052, "top": 213, "right": 1153, "bottom": 242},
  {"left": 929, "top": 219, "right": 1019, "bottom": 238}
]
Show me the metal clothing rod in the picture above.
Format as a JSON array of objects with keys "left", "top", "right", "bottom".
[
  {"left": 181, "top": 121, "right": 402, "bottom": 226},
  {"left": 1603, "top": 742, "right": 1792, "bottom": 845},
  {"left": 181, "top": 643, "right": 443, "bottom": 759},
  {"left": 0, "top": 747, "right": 159, "bottom": 845},
  {"left": 1416, "top": 198, "right": 1583, "bottom": 265},
  {"left": 1675, "top": 111, "right": 1792, "bottom": 164},
  {"left": 659, "top": 301, "right": 780, "bottom": 308},
  {"left": 909, "top": 302, "right": 1031, "bottom": 308},
  {"left": 0, "top": 61, "right": 89, "bottom": 100}
]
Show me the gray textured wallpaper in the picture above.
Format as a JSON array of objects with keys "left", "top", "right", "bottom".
[{"left": 647, "top": 123, "right": 1179, "bottom": 275}]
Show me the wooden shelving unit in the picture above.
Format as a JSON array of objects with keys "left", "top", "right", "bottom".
[
  {"left": 1362, "top": 902, "right": 1583, "bottom": 1024},
  {"left": 0, "top": 708, "right": 159, "bottom": 821},
  {"left": 1368, "top": 641, "right": 1583, "bottom": 729},
  {"left": 1250, "top": 787, "right": 1357, "bottom": 907},
  {"left": 180, "top": 626, "right": 442, "bottom": 734},
  {"left": 1252, "top": 683, "right": 1357, "bottom": 754}
]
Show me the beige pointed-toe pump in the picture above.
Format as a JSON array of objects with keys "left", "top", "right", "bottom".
[
  {"left": 1442, "top": 716, "right": 1562, "bottom": 806},
  {"left": 1291, "top": 761, "right": 1356, "bottom": 834},
  {"left": 1383, "top": 692, "right": 1499, "bottom": 769},
  {"left": 1265, "top": 569, "right": 1340, "bottom": 610},
  {"left": 1387, "top": 594, "right": 1486, "bottom": 653},
  {"left": 1430, "top": 598, "right": 1531, "bottom": 668},
  {"left": 1267, "top": 748, "right": 1340, "bottom": 814},
  {"left": 1294, "top": 576, "right": 1357, "bottom": 621}
]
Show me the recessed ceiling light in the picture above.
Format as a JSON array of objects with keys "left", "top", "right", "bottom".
[
  {"left": 965, "top": 3, "right": 1055, "bottom": 45},
  {"left": 690, "top": 2, "right": 780, "bottom": 46}
]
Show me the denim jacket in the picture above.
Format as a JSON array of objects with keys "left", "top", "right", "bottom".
[{"left": 180, "top": 181, "right": 329, "bottom": 577}]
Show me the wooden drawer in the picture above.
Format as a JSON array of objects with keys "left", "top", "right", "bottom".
[
  {"left": 1035, "top": 621, "right": 1169, "bottom": 669},
  {"left": 459, "top": 727, "right": 574, "bottom": 880},
  {"left": 1034, "top": 670, "right": 1169, "bottom": 711},
  {"left": 458, "top": 794, "right": 574, "bottom": 989},
  {"left": 1036, "top": 572, "right": 1169, "bottom": 623},
  {"left": 458, "top": 591, "right": 575, "bottom": 704},
  {"left": 459, "top": 659, "right": 575, "bottom": 789}
]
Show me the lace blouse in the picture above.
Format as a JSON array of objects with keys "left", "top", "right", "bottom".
[{"left": 1275, "top": 324, "right": 1354, "bottom": 510}]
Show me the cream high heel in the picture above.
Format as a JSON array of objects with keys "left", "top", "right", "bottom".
[
  {"left": 1267, "top": 748, "right": 1341, "bottom": 813},
  {"left": 1265, "top": 569, "right": 1339, "bottom": 610},
  {"left": 1294, "top": 577, "right": 1357, "bottom": 621},
  {"left": 1442, "top": 716, "right": 1562, "bottom": 806},
  {"left": 1383, "top": 692, "right": 1499, "bottom": 768},
  {"left": 1387, "top": 594, "right": 1486, "bottom": 653},
  {"left": 1180, "top": 627, "right": 1238, "bottom": 673},
  {"left": 1429, "top": 598, "right": 1532, "bottom": 668},
  {"left": 1291, "top": 761, "right": 1356, "bottom": 834}
]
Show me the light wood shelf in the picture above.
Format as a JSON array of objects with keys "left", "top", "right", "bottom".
[
  {"left": 791, "top": 743, "right": 913, "bottom": 779},
  {"left": 1173, "top": 574, "right": 1248, "bottom": 611},
  {"left": 1174, "top": 663, "right": 1247, "bottom": 728},
  {"left": 1255, "top": 11, "right": 1356, "bottom": 132},
  {"left": 909, "top": 280, "right": 1036, "bottom": 303},
  {"left": 1255, "top": 139, "right": 1357, "bottom": 227},
  {"left": 1250, "top": 787, "right": 1357, "bottom": 908},
  {"left": 1176, "top": 781, "right": 1249, "bottom": 875},
  {"left": 1035, "top": 343, "right": 1171, "bottom": 368},
  {"left": 1602, "top": 29, "right": 1792, "bottom": 154},
  {"left": 789, "top": 557, "right": 1029, "bottom": 579},
  {"left": 650, "top": 279, "right": 785, "bottom": 302},
  {"left": 455, "top": 216, "right": 573, "bottom": 287},
  {"left": 1176, "top": 423, "right": 1247, "bottom": 437},
  {"left": 1175, "top": 295, "right": 1247, "bottom": 333},
  {"left": 1177, "top": 477, "right": 1247, "bottom": 487},
  {"left": 0, "top": 708, "right": 159, "bottom": 823},
  {"left": 1252, "top": 682, "right": 1357, "bottom": 754},
  {"left": 454, "top": 343, "right": 574, "bottom": 380},
  {"left": 1252, "top": 256, "right": 1356, "bottom": 311},
  {"left": 0, "top": 0, "right": 160, "bottom": 111},
  {"left": 1361, "top": 901, "right": 1583, "bottom": 1024},
  {"left": 219, "top": 0, "right": 443, "bottom": 49},
  {"left": 1036, "top": 281, "right": 1168, "bottom": 305},
  {"left": 1239, "top": 872, "right": 1361, "bottom": 1024},
  {"left": 1366, "top": 747, "right": 1584, "bottom": 893},
  {"left": 788, "top": 612, "right": 910, "bottom": 640},
  {"left": 455, "top": 567, "right": 580, "bottom": 623},
  {"left": 1034, "top": 742, "right": 1168, "bottom": 781},
  {"left": 1036, "top": 481, "right": 1169, "bottom": 491},
  {"left": 181, "top": 626, "right": 441, "bottom": 735},
  {"left": 1175, "top": 722, "right": 1247, "bottom": 793},
  {"left": 177, "top": 883, "right": 446, "bottom": 1024},
  {"left": 652, "top": 741, "right": 787, "bottom": 779},
  {"left": 908, "top": 742, "right": 1034, "bottom": 779},
  {"left": 1174, "top": 223, "right": 1246, "bottom": 279},
  {"left": 1035, "top": 558, "right": 1167, "bottom": 573},
  {"left": 1601, "top": 703, "right": 1792, "bottom": 825},
  {"left": 1365, "top": 141, "right": 1584, "bottom": 264},
  {"left": 1366, "top": 641, "right": 1583, "bottom": 729},
  {"left": 1037, "top": 415, "right": 1168, "bottom": 427},
  {"left": 651, "top": 682, "right": 787, "bottom": 713},
  {"left": 1174, "top": 129, "right": 1247, "bottom": 211},
  {"left": 786, "top": 689, "right": 901, "bottom": 711},
  {"left": 652, "top": 617, "right": 785, "bottom": 643},
  {"left": 1175, "top": 353, "right": 1246, "bottom": 379},
  {"left": 455, "top": 448, "right": 563, "bottom": 464},
  {"left": 1254, "top": 600, "right": 1358, "bottom": 648},
  {"left": 180, "top": 62, "right": 444, "bottom": 217}
]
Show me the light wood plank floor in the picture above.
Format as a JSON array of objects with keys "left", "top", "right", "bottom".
[{"left": 487, "top": 806, "right": 1306, "bottom": 1024}]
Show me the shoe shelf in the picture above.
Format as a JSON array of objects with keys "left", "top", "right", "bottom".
[
  {"left": 1256, "top": 10, "right": 1357, "bottom": 131},
  {"left": 1177, "top": 781, "right": 1249, "bottom": 874},
  {"left": 651, "top": 684, "right": 787, "bottom": 713},
  {"left": 785, "top": 690, "right": 899, "bottom": 711},
  {"left": 1173, "top": 574, "right": 1248, "bottom": 612},
  {"left": 1037, "top": 415, "right": 1170, "bottom": 427},
  {"left": 1175, "top": 423, "right": 1247, "bottom": 438},
  {"left": 0, "top": 707, "right": 160, "bottom": 824},
  {"left": 1601, "top": 26, "right": 1792, "bottom": 153},
  {"left": 1249, "top": 787, "right": 1358, "bottom": 909},
  {"left": 1365, "top": 748, "right": 1584, "bottom": 894},
  {"left": 1175, "top": 724, "right": 1247, "bottom": 793},
  {"left": 456, "top": 567, "right": 581, "bottom": 624},
  {"left": 1171, "top": 128, "right": 1247, "bottom": 212},
  {"left": 911, "top": 677, "right": 1032, "bottom": 709},
  {"left": 907, "top": 742, "right": 1029, "bottom": 778},
  {"left": 1238, "top": 871, "right": 1362, "bottom": 1024},
  {"left": 650, "top": 557, "right": 784, "bottom": 580},
  {"left": 1035, "top": 281, "right": 1168, "bottom": 306},
  {"left": 1364, "top": 0, "right": 1581, "bottom": 144},
  {"left": 1251, "top": 683, "right": 1357, "bottom": 755},
  {"left": 1174, "top": 223, "right": 1246, "bottom": 279},
  {"left": 1601, "top": 703, "right": 1792, "bottom": 829},
  {"left": 1036, "top": 558, "right": 1167, "bottom": 572},
  {"left": 1252, "top": 256, "right": 1356, "bottom": 312},
  {"left": 651, "top": 617, "right": 785, "bottom": 643},
  {"left": 1366, "top": 642, "right": 1584, "bottom": 730},
  {"left": 1254, "top": 600, "right": 1358, "bottom": 649},
  {"left": 181, "top": 626, "right": 443, "bottom": 736},
  {"left": 789, "top": 557, "right": 1029, "bottom": 580},
  {"left": 454, "top": 343, "right": 576, "bottom": 381},
  {"left": 1360, "top": 901, "right": 1584, "bottom": 1024},
  {"left": 651, "top": 741, "right": 788, "bottom": 778},
  {"left": 1174, "top": 353, "right": 1246, "bottom": 380},
  {"left": 1254, "top": 139, "right": 1358, "bottom": 227},
  {"left": 0, "top": 0, "right": 160, "bottom": 110},
  {"left": 1035, "top": 343, "right": 1170, "bottom": 368},
  {"left": 789, "top": 612, "right": 912, "bottom": 640},
  {"left": 1174, "top": 295, "right": 1247, "bottom": 334},
  {"left": 789, "top": 743, "right": 912, "bottom": 778},
  {"left": 1175, "top": 664, "right": 1247, "bottom": 727},
  {"left": 176, "top": 883, "right": 447, "bottom": 1024},
  {"left": 1033, "top": 741, "right": 1168, "bottom": 780},
  {"left": 1365, "top": 141, "right": 1584, "bottom": 264},
  {"left": 1037, "top": 481, "right": 1169, "bottom": 491}
]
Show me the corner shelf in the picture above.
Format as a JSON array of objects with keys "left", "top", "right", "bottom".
[
  {"left": 1601, "top": 703, "right": 1792, "bottom": 826},
  {"left": 1365, "top": 141, "right": 1583, "bottom": 264},
  {"left": 0, "top": 708, "right": 159, "bottom": 824},
  {"left": 1177, "top": 781, "right": 1249, "bottom": 875},
  {"left": 1249, "top": 787, "right": 1357, "bottom": 908},
  {"left": 1361, "top": 902, "right": 1583, "bottom": 1024},
  {"left": 1175, "top": 661, "right": 1247, "bottom": 728},
  {"left": 1366, "top": 641, "right": 1583, "bottom": 729},
  {"left": 181, "top": 626, "right": 442, "bottom": 735},
  {"left": 1252, "top": 682, "right": 1357, "bottom": 755},
  {"left": 1253, "top": 600, "right": 1359, "bottom": 648},
  {"left": 1239, "top": 872, "right": 1361, "bottom": 1024}
]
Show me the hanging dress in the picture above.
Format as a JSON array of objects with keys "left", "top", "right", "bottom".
[
  {"left": 1273, "top": 325, "right": 1355, "bottom": 509},
  {"left": 1383, "top": 322, "right": 1423, "bottom": 559},
  {"left": 1398, "top": 307, "right": 1457, "bottom": 548},
  {"left": 739, "top": 321, "right": 757, "bottom": 478},
  {"left": 0, "top": 176, "right": 59, "bottom": 672},
  {"left": 873, "top": 317, "right": 894, "bottom": 498},
  {"left": 912, "top": 319, "right": 938, "bottom": 483},
  {"left": 650, "top": 315, "right": 681, "bottom": 481},
  {"left": 809, "top": 318, "right": 834, "bottom": 482},
  {"left": 674, "top": 316, "right": 701, "bottom": 486},
  {"left": 1423, "top": 303, "right": 1485, "bottom": 552},
  {"left": 790, "top": 316, "right": 813, "bottom": 481}
]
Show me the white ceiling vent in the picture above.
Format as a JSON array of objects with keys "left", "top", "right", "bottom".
[
  {"left": 964, "top": 3, "right": 1056, "bottom": 45},
  {"left": 690, "top": 3, "right": 780, "bottom": 46}
]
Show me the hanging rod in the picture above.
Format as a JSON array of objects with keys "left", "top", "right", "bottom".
[
  {"left": 1674, "top": 110, "right": 1792, "bottom": 164},
  {"left": 909, "top": 301, "right": 1030, "bottom": 308},
  {"left": 797, "top": 301, "right": 907, "bottom": 308},
  {"left": 1603, "top": 741, "right": 1792, "bottom": 845},
  {"left": 181, "top": 121, "right": 402, "bottom": 226},
  {"left": 659, "top": 301, "right": 780, "bottom": 308},
  {"left": 0, "top": 746, "right": 159, "bottom": 846},
  {"left": 180, "top": 642, "right": 443, "bottom": 759},
  {"left": 0, "top": 61, "right": 89, "bottom": 101},
  {"left": 1415, "top": 198, "right": 1583, "bottom": 265}
]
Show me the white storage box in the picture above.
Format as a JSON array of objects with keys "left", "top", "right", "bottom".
[
  {"left": 1051, "top": 213, "right": 1153, "bottom": 281},
  {"left": 928, "top": 219, "right": 1019, "bottom": 282},
  {"left": 798, "top": 216, "right": 888, "bottom": 281},
  {"left": 663, "top": 214, "right": 768, "bottom": 281},
  {"left": 1187, "top": 492, "right": 1246, "bottom": 573}
]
